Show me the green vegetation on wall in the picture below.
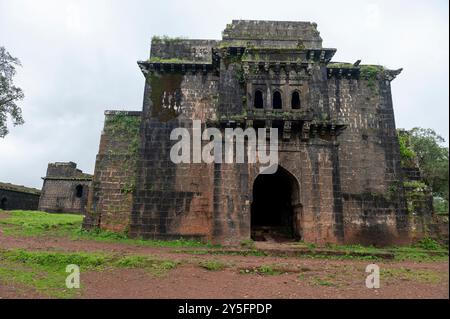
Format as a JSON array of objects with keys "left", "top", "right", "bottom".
[
  {"left": 104, "top": 113, "right": 141, "bottom": 195},
  {"left": 151, "top": 35, "right": 187, "bottom": 44},
  {"left": 360, "top": 65, "right": 385, "bottom": 92}
]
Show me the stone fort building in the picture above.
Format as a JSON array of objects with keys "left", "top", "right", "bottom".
[
  {"left": 39, "top": 162, "right": 92, "bottom": 214},
  {"left": 82, "top": 20, "right": 432, "bottom": 245},
  {"left": 0, "top": 182, "right": 40, "bottom": 211}
]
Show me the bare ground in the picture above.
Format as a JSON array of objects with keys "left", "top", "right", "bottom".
[{"left": 0, "top": 222, "right": 448, "bottom": 299}]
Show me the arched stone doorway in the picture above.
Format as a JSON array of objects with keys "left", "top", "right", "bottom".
[
  {"left": 251, "top": 166, "right": 302, "bottom": 242},
  {"left": 1, "top": 197, "right": 7, "bottom": 210}
]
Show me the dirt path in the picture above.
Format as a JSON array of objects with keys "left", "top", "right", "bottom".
[
  {"left": 0, "top": 231, "right": 448, "bottom": 299},
  {"left": 80, "top": 264, "right": 449, "bottom": 299}
]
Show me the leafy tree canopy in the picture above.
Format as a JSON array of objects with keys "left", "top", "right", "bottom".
[
  {"left": 0, "top": 46, "right": 24, "bottom": 138},
  {"left": 398, "top": 128, "right": 449, "bottom": 201}
]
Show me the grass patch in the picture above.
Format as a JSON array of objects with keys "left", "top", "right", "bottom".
[
  {"left": 309, "top": 275, "right": 340, "bottom": 287},
  {"left": 0, "top": 260, "right": 80, "bottom": 298},
  {"left": 240, "top": 239, "right": 255, "bottom": 249},
  {"left": 0, "top": 210, "right": 82, "bottom": 237},
  {"left": 198, "top": 260, "right": 228, "bottom": 271},
  {"left": 0, "top": 210, "right": 217, "bottom": 249},
  {"left": 2, "top": 249, "right": 110, "bottom": 268},
  {"left": 0, "top": 248, "right": 181, "bottom": 298},
  {"left": 115, "top": 255, "right": 179, "bottom": 276},
  {"left": 177, "top": 249, "right": 268, "bottom": 257},
  {"left": 299, "top": 241, "right": 448, "bottom": 262},
  {"left": 240, "top": 265, "right": 284, "bottom": 276},
  {"left": 381, "top": 267, "right": 442, "bottom": 284},
  {"left": 0, "top": 249, "right": 109, "bottom": 298}
]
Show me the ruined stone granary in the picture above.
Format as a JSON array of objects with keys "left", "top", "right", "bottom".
[{"left": 83, "top": 20, "right": 432, "bottom": 246}]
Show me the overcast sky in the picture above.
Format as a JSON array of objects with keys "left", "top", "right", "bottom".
[{"left": 0, "top": 0, "right": 448, "bottom": 189}]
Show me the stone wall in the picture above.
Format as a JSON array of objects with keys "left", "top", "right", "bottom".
[
  {"left": 83, "top": 111, "right": 141, "bottom": 232},
  {"left": 328, "top": 67, "right": 410, "bottom": 245},
  {"left": 0, "top": 182, "right": 40, "bottom": 211},
  {"left": 129, "top": 69, "right": 220, "bottom": 241}
]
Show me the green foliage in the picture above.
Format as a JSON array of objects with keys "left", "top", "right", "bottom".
[
  {"left": 310, "top": 276, "right": 339, "bottom": 287},
  {"left": 397, "top": 130, "right": 417, "bottom": 166},
  {"left": 120, "top": 181, "right": 136, "bottom": 195},
  {"left": 360, "top": 65, "right": 384, "bottom": 92},
  {"left": 199, "top": 260, "right": 227, "bottom": 271},
  {"left": 148, "top": 57, "right": 193, "bottom": 64},
  {"left": 408, "top": 128, "right": 449, "bottom": 200},
  {"left": 328, "top": 62, "right": 356, "bottom": 69},
  {"left": 240, "top": 265, "right": 283, "bottom": 276},
  {"left": 433, "top": 196, "right": 449, "bottom": 215},
  {"left": 1, "top": 210, "right": 217, "bottom": 248},
  {"left": 381, "top": 267, "right": 441, "bottom": 283},
  {"left": 151, "top": 35, "right": 187, "bottom": 44},
  {"left": 1, "top": 249, "right": 109, "bottom": 268},
  {"left": 0, "top": 249, "right": 109, "bottom": 298},
  {"left": 115, "top": 255, "right": 178, "bottom": 275},
  {"left": 0, "top": 248, "right": 180, "bottom": 297},
  {"left": 0, "top": 259, "right": 79, "bottom": 298},
  {"left": 105, "top": 113, "right": 140, "bottom": 156},
  {"left": 416, "top": 237, "right": 442, "bottom": 250},
  {"left": 0, "top": 46, "right": 25, "bottom": 137},
  {"left": 258, "top": 265, "right": 282, "bottom": 275},
  {"left": 240, "top": 239, "right": 255, "bottom": 249},
  {"left": 403, "top": 180, "right": 428, "bottom": 190},
  {"left": 0, "top": 210, "right": 82, "bottom": 236}
]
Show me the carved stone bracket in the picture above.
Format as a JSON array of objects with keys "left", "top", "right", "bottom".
[
  {"left": 301, "top": 122, "right": 310, "bottom": 141},
  {"left": 283, "top": 121, "right": 292, "bottom": 141}
]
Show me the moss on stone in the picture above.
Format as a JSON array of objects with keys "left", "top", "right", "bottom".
[
  {"left": 151, "top": 35, "right": 187, "bottom": 44},
  {"left": 328, "top": 62, "right": 356, "bottom": 69},
  {"left": 148, "top": 57, "right": 196, "bottom": 64}
]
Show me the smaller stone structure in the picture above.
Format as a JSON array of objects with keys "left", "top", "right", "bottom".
[
  {"left": 38, "top": 162, "right": 92, "bottom": 214},
  {"left": 0, "top": 182, "right": 41, "bottom": 210}
]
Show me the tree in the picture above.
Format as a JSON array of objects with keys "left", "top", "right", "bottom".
[
  {"left": 0, "top": 46, "right": 24, "bottom": 138},
  {"left": 408, "top": 128, "right": 449, "bottom": 200}
]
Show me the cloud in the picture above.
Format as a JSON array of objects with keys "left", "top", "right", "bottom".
[{"left": 0, "top": 0, "right": 448, "bottom": 189}]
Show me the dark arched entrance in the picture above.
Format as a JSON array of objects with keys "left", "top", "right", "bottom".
[
  {"left": 75, "top": 185, "right": 83, "bottom": 198},
  {"left": 251, "top": 166, "right": 301, "bottom": 242},
  {"left": 1, "top": 197, "right": 7, "bottom": 210}
]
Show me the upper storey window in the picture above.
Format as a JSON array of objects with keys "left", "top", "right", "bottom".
[
  {"left": 254, "top": 90, "right": 263, "bottom": 109},
  {"left": 291, "top": 91, "right": 301, "bottom": 109},
  {"left": 273, "top": 91, "right": 282, "bottom": 109}
]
